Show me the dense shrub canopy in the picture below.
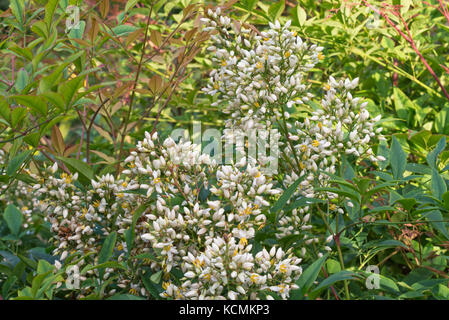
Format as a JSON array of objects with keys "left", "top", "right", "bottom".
[{"left": 1, "top": 0, "right": 449, "bottom": 300}]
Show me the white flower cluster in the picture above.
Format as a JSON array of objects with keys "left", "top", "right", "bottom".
[
  {"left": 201, "top": 9, "right": 384, "bottom": 241},
  {"left": 202, "top": 11, "right": 322, "bottom": 131},
  {"left": 121, "top": 132, "right": 302, "bottom": 299},
  {"left": 164, "top": 238, "right": 301, "bottom": 300},
  {"left": 14, "top": 130, "right": 305, "bottom": 299},
  {"left": 31, "top": 165, "right": 139, "bottom": 260}
]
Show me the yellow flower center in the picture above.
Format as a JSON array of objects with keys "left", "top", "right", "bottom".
[
  {"left": 221, "top": 59, "right": 227, "bottom": 66},
  {"left": 250, "top": 274, "right": 259, "bottom": 283},
  {"left": 239, "top": 237, "right": 248, "bottom": 246},
  {"left": 284, "top": 51, "right": 291, "bottom": 58},
  {"left": 61, "top": 173, "right": 72, "bottom": 184},
  {"left": 312, "top": 140, "right": 320, "bottom": 147},
  {"left": 244, "top": 206, "right": 253, "bottom": 215},
  {"left": 193, "top": 258, "right": 204, "bottom": 268},
  {"left": 279, "top": 264, "right": 287, "bottom": 273},
  {"left": 202, "top": 273, "right": 211, "bottom": 281}
]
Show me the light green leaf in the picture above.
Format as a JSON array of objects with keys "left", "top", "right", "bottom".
[
  {"left": 431, "top": 168, "right": 447, "bottom": 200},
  {"left": 15, "top": 68, "right": 29, "bottom": 93},
  {"left": 427, "top": 137, "right": 446, "bottom": 169},
  {"left": 10, "top": 0, "right": 24, "bottom": 26},
  {"left": 313, "top": 270, "right": 358, "bottom": 293},
  {"left": 390, "top": 136, "right": 407, "bottom": 179},
  {"left": 125, "top": 0, "right": 138, "bottom": 12},
  {"left": 45, "top": 0, "right": 59, "bottom": 30},
  {"left": 423, "top": 210, "right": 449, "bottom": 240},
  {"left": 7, "top": 150, "right": 32, "bottom": 176},
  {"left": 12, "top": 95, "right": 47, "bottom": 116},
  {"left": 55, "top": 156, "right": 94, "bottom": 181},
  {"left": 291, "top": 254, "right": 328, "bottom": 299},
  {"left": 268, "top": 0, "right": 284, "bottom": 21},
  {"left": 271, "top": 175, "right": 306, "bottom": 216},
  {"left": 3, "top": 204, "right": 23, "bottom": 235}
]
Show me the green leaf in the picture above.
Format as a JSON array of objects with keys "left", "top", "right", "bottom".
[
  {"left": 15, "top": 68, "right": 29, "bottom": 93},
  {"left": 45, "top": 0, "right": 59, "bottom": 30},
  {"left": 38, "top": 51, "right": 84, "bottom": 93},
  {"left": 41, "top": 92, "right": 66, "bottom": 111},
  {"left": 55, "top": 156, "right": 94, "bottom": 181},
  {"left": 98, "top": 232, "right": 117, "bottom": 264},
  {"left": 111, "top": 25, "right": 138, "bottom": 37},
  {"left": 3, "top": 204, "right": 23, "bottom": 235},
  {"left": 427, "top": 137, "right": 446, "bottom": 169},
  {"left": 268, "top": 0, "right": 285, "bottom": 21},
  {"left": 141, "top": 273, "right": 161, "bottom": 299},
  {"left": 291, "top": 254, "right": 328, "bottom": 299},
  {"left": 36, "top": 260, "right": 53, "bottom": 274},
  {"left": 393, "top": 86, "right": 423, "bottom": 126},
  {"left": 296, "top": 5, "right": 307, "bottom": 26},
  {"left": 10, "top": 0, "right": 24, "bottom": 26},
  {"left": 125, "top": 0, "right": 138, "bottom": 12},
  {"left": 435, "top": 107, "right": 449, "bottom": 135},
  {"left": 150, "top": 270, "right": 163, "bottom": 284},
  {"left": 58, "top": 76, "right": 84, "bottom": 108},
  {"left": 390, "top": 136, "right": 407, "bottom": 179},
  {"left": 125, "top": 204, "right": 146, "bottom": 255},
  {"left": 7, "top": 149, "right": 31, "bottom": 176},
  {"left": 431, "top": 168, "right": 447, "bottom": 200},
  {"left": 8, "top": 44, "right": 33, "bottom": 61},
  {"left": 97, "top": 232, "right": 117, "bottom": 280},
  {"left": 0, "top": 98, "right": 11, "bottom": 123},
  {"left": 423, "top": 210, "right": 449, "bottom": 240},
  {"left": 271, "top": 175, "right": 306, "bottom": 216},
  {"left": 313, "top": 270, "right": 358, "bottom": 293},
  {"left": 31, "top": 270, "right": 53, "bottom": 298},
  {"left": 12, "top": 95, "right": 47, "bottom": 116},
  {"left": 68, "top": 20, "right": 85, "bottom": 40},
  {"left": 11, "top": 107, "right": 27, "bottom": 128}
]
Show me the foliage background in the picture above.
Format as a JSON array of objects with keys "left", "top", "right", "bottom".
[{"left": 1, "top": 0, "right": 449, "bottom": 300}]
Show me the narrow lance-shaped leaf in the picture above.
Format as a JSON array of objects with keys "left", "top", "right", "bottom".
[
  {"left": 390, "top": 136, "right": 407, "bottom": 179},
  {"left": 427, "top": 137, "right": 446, "bottom": 169},
  {"left": 3, "top": 204, "right": 23, "bottom": 235}
]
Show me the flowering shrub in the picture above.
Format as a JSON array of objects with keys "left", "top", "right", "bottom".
[
  {"left": 2, "top": 10, "right": 386, "bottom": 300},
  {"left": 2, "top": 1, "right": 449, "bottom": 302}
]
